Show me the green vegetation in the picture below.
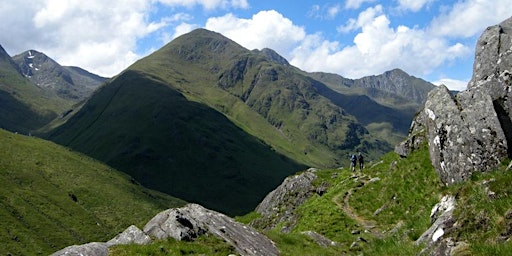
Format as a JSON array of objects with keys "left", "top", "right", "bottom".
[
  {"left": 110, "top": 235, "right": 235, "bottom": 256},
  {"left": 128, "top": 29, "right": 393, "bottom": 167},
  {"left": 248, "top": 141, "right": 511, "bottom": 255},
  {"left": 0, "top": 47, "right": 71, "bottom": 134},
  {"left": 46, "top": 71, "right": 306, "bottom": 216},
  {"left": 0, "top": 128, "right": 185, "bottom": 255}
]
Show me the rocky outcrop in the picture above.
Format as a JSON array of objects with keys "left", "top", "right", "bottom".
[
  {"left": 144, "top": 203, "right": 278, "bottom": 256},
  {"left": 251, "top": 168, "right": 320, "bottom": 232},
  {"left": 51, "top": 242, "right": 109, "bottom": 256},
  {"left": 52, "top": 204, "right": 278, "bottom": 256},
  {"left": 398, "top": 16, "right": 512, "bottom": 185},
  {"left": 416, "top": 195, "right": 456, "bottom": 246}
]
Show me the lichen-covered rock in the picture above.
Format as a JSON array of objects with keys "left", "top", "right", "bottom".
[
  {"left": 251, "top": 169, "right": 318, "bottom": 232},
  {"left": 422, "top": 85, "right": 507, "bottom": 185},
  {"left": 106, "top": 225, "right": 152, "bottom": 246},
  {"left": 50, "top": 242, "right": 109, "bottom": 256},
  {"left": 416, "top": 195, "right": 456, "bottom": 246},
  {"left": 397, "top": 16, "right": 512, "bottom": 185},
  {"left": 144, "top": 203, "right": 278, "bottom": 256}
]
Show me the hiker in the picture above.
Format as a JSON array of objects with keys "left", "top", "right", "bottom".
[
  {"left": 350, "top": 154, "right": 357, "bottom": 172},
  {"left": 358, "top": 152, "right": 364, "bottom": 170}
]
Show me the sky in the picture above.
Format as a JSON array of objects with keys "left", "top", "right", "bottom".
[{"left": 1, "top": 1, "right": 511, "bottom": 91}]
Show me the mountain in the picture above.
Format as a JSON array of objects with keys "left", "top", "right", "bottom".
[
  {"left": 44, "top": 29, "right": 390, "bottom": 214},
  {"left": 308, "top": 69, "right": 435, "bottom": 145},
  {"left": 0, "top": 128, "right": 185, "bottom": 255},
  {"left": 12, "top": 50, "right": 106, "bottom": 102},
  {"left": 0, "top": 45, "right": 70, "bottom": 134},
  {"left": 45, "top": 29, "right": 427, "bottom": 215}
]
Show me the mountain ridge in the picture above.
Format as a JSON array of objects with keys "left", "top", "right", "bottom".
[
  {"left": 45, "top": 28, "right": 433, "bottom": 215},
  {"left": 12, "top": 50, "right": 106, "bottom": 102}
]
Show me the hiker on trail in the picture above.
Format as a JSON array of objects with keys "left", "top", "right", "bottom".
[
  {"left": 350, "top": 154, "right": 357, "bottom": 172},
  {"left": 358, "top": 152, "right": 364, "bottom": 170}
]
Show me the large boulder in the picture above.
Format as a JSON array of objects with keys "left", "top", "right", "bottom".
[
  {"left": 143, "top": 203, "right": 279, "bottom": 256},
  {"left": 51, "top": 242, "right": 109, "bottom": 256},
  {"left": 422, "top": 86, "right": 507, "bottom": 185},
  {"left": 251, "top": 168, "right": 319, "bottom": 232},
  {"left": 398, "top": 16, "right": 512, "bottom": 185}
]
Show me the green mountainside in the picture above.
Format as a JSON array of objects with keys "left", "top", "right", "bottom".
[
  {"left": 44, "top": 29, "right": 423, "bottom": 215},
  {"left": 0, "top": 128, "right": 185, "bottom": 255},
  {"left": 45, "top": 70, "right": 306, "bottom": 215}
]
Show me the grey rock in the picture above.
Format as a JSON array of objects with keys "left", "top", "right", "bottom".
[
  {"left": 106, "top": 225, "right": 152, "bottom": 246},
  {"left": 144, "top": 203, "right": 278, "bottom": 256},
  {"left": 422, "top": 85, "right": 508, "bottom": 185},
  {"left": 251, "top": 170, "right": 318, "bottom": 232},
  {"left": 394, "top": 109, "right": 427, "bottom": 157},
  {"left": 51, "top": 242, "right": 108, "bottom": 256},
  {"left": 416, "top": 195, "right": 456, "bottom": 246},
  {"left": 398, "top": 16, "right": 512, "bottom": 185}
]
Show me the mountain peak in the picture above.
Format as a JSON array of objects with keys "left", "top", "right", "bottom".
[{"left": 254, "top": 48, "right": 290, "bottom": 65}]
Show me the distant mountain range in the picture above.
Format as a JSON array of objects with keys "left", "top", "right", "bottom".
[
  {"left": 0, "top": 45, "right": 105, "bottom": 134},
  {"left": 40, "top": 29, "right": 435, "bottom": 215}
]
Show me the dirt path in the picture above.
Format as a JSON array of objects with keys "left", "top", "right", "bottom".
[{"left": 333, "top": 173, "right": 384, "bottom": 238}]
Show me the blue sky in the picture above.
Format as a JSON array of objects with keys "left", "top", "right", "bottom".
[{"left": 1, "top": 0, "right": 511, "bottom": 91}]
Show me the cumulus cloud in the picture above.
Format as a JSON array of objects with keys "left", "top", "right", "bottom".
[
  {"left": 294, "top": 5, "right": 471, "bottom": 79},
  {"left": 0, "top": 0, "right": 249, "bottom": 77},
  {"left": 0, "top": 0, "right": 165, "bottom": 77},
  {"left": 429, "top": 0, "right": 512, "bottom": 38},
  {"left": 205, "top": 10, "right": 306, "bottom": 55}
]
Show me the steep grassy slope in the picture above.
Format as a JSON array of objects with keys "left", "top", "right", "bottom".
[
  {"left": 0, "top": 45, "right": 70, "bottom": 133},
  {"left": 46, "top": 70, "right": 306, "bottom": 216},
  {"left": 0, "top": 128, "right": 185, "bottom": 255}
]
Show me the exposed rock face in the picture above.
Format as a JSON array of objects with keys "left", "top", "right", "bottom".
[
  {"left": 251, "top": 168, "right": 319, "bottom": 232},
  {"left": 106, "top": 225, "right": 152, "bottom": 246},
  {"left": 398, "top": 16, "right": 512, "bottom": 185},
  {"left": 51, "top": 242, "right": 109, "bottom": 256},
  {"left": 53, "top": 204, "right": 278, "bottom": 256},
  {"left": 144, "top": 203, "right": 278, "bottom": 256}
]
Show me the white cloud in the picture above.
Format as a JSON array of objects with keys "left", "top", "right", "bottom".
[
  {"left": 157, "top": 0, "right": 249, "bottom": 10},
  {"left": 396, "top": 0, "right": 433, "bottom": 12},
  {"left": 172, "top": 22, "right": 199, "bottom": 40},
  {"left": 432, "top": 78, "right": 468, "bottom": 91},
  {"left": 309, "top": 4, "right": 341, "bottom": 19},
  {"left": 345, "top": 0, "right": 376, "bottom": 9},
  {"left": 205, "top": 10, "right": 306, "bottom": 55},
  {"left": 429, "top": 0, "right": 512, "bottom": 38},
  {"left": 0, "top": 0, "right": 165, "bottom": 77}
]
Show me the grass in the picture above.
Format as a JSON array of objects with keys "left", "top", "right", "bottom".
[
  {"left": 51, "top": 138, "right": 512, "bottom": 255},
  {"left": 46, "top": 71, "right": 306, "bottom": 216},
  {"left": 0, "top": 128, "right": 185, "bottom": 255}
]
